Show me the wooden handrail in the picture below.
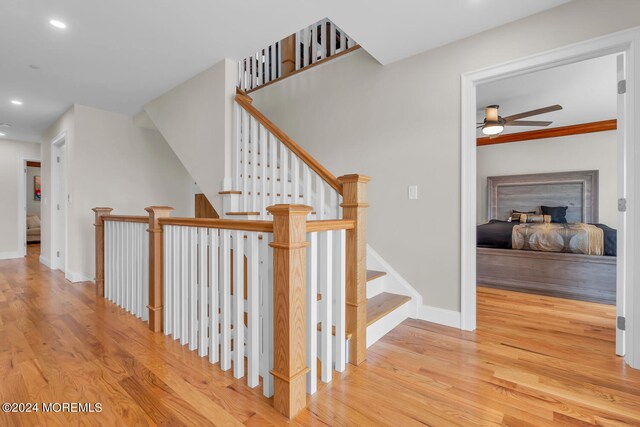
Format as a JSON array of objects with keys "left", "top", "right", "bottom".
[
  {"left": 159, "top": 217, "right": 274, "bottom": 233},
  {"left": 235, "top": 90, "right": 343, "bottom": 195},
  {"left": 306, "top": 219, "right": 355, "bottom": 232},
  {"left": 103, "top": 215, "right": 148, "bottom": 223}
]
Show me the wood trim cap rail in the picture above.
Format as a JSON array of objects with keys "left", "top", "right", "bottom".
[
  {"left": 103, "top": 215, "right": 149, "bottom": 223},
  {"left": 159, "top": 217, "right": 274, "bottom": 233},
  {"left": 235, "top": 90, "right": 343, "bottom": 195},
  {"left": 306, "top": 219, "right": 355, "bottom": 232}
]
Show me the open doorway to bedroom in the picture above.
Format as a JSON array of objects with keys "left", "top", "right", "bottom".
[
  {"left": 473, "top": 53, "right": 621, "bottom": 360},
  {"left": 24, "top": 160, "right": 41, "bottom": 256}
]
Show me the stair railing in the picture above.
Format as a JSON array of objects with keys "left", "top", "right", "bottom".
[
  {"left": 238, "top": 18, "right": 359, "bottom": 93},
  {"left": 93, "top": 202, "right": 365, "bottom": 419}
]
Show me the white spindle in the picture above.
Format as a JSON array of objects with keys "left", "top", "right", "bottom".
[
  {"left": 209, "top": 229, "right": 220, "bottom": 364},
  {"left": 189, "top": 227, "right": 198, "bottom": 351},
  {"left": 247, "top": 233, "right": 260, "bottom": 387},
  {"left": 164, "top": 225, "right": 172, "bottom": 334},
  {"left": 260, "top": 233, "right": 274, "bottom": 397},
  {"left": 280, "top": 145, "right": 289, "bottom": 204},
  {"left": 181, "top": 226, "right": 189, "bottom": 346},
  {"left": 319, "top": 230, "right": 333, "bottom": 383},
  {"left": 303, "top": 27, "right": 310, "bottom": 68},
  {"left": 233, "top": 230, "right": 245, "bottom": 378},
  {"left": 310, "top": 24, "right": 316, "bottom": 64},
  {"left": 292, "top": 156, "right": 300, "bottom": 204},
  {"left": 303, "top": 165, "right": 312, "bottom": 208},
  {"left": 330, "top": 21, "right": 337, "bottom": 56},
  {"left": 333, "top": 229, "right": 346, "bottom": 372},
  {"left": 295, "top": 30, "right": 301, "bottom": 70},
  {"left": 317, "top": 176, "right": 326, "bottom": 220},
  {"left": 220, "top": 229, "right": 231, "bottom": 371},
  {"left": 320, "top": 19, "right": 327, "bottom": 60},
  {"left": 340, "top": 28, "right": 346, "bottom": 53},
  {"left": 269, "top": 134, "right": 278, "bottom": 208},
  {"left": 198, "top": 228, "right": 208, "bottom": 357},
  {"left": 278, "top": 41, "right": 282, "bottom": 77},
  {"left": 306, "top": 232, "right": 318, "bottom": 394},
  {"left": 234, "top": 103, "right": 241, "bottom": 189},
  {"left": 251, "top": 117, "right": 258, "bottom": 212},
  {"left": 173, "top": 226, "right": 181, "bottom": 341},
  {"left": 241, "top": 109, "right": 249, "bottom": 211},
  {"left": 260, "top": 125, "right": 268, "bottom": 219}
]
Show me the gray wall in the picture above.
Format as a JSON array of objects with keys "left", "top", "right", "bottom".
[{"left": 251, "top": 0, "right": 640, "bottom": 312}]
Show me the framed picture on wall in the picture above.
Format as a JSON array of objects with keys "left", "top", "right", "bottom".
[{"left": 34, "top": 176, "right": 41, "bottom": 201}]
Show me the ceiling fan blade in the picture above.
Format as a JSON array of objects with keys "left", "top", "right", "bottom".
[
  {"left": 503, "top": 104, "right": 562, "bottom": 122},
  {"left": 477, "top": 124, "right": 484, "bottom": 128},
  {"left": 505, "top": 120, "right": 553, "bottom": 127}
]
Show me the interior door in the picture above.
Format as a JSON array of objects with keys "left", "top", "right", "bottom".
[
  {"left": 54, "top": 144, "right": 66, "bottom": 272},
  {"left": 616, "top": 53, "right": 626, "bottom": 356}
]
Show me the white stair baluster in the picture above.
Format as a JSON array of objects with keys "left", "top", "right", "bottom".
[
  {"left": 295, "top": 30, "right": 301, "bottom": 70},
  {"left": 189, "top": 227, "right": 198, "bottom": 350},
  {"left": 234, "top": 103, "right": 241, "bottom": 189},
  {"left": 261, "top": 233, "right": 274, "bottom": 397},
  {"left": 173, "top": 226, "right": 181, "bottom": 341},
  {"left": 292, "top": 156, "right": 300, "bottom": 204},
  {"left": 310, "top": 24, "right": 316, "bottom": 64},
  {"left": 181, "top": 226, "right": 189, "bottom": 346},
  {"left": 340, "top": 27, "right": 346, "bottom": 53},
  {"left": 280, "top": 145, "right": 289, "bottom": 204},
  {"left": 303, "top": 26, "right": 310, "bottom": 68},
  {"left": 241, "top": 109, "right": 249, "bottom": 211},
  {"left": 333, "top": 229, "right": 346, "bottom": 372},
  {"left": 303, "top": 165, "right": 312, "bottom": 209},
  {"left": 164, "top": 225, "right": 172, "bottom": 334},
  {"left": 209, "top": 229, "right": 220, "bottom": 364},
  {"left": 330, "top": 21, "right": 337, "bottom": 56},
  {"left": 317, "top": 176, "right": 325, "bottom": 220},
  {"left": 260, "top": 125, "right": 268, "bottom": 218},
  {"left": 198, "top": 228, "right": 208, "bottom": 357},
  {"left": 247, "top": 232, "right": 260, "bottom": 387},
  {"left": 306, "top": 232, "right": 318, "bottom": 394},
  {"left": 320, "top": 19, "right": 327, "bottom": 60},
  {"left": 220, "top": 229, "right": 231, "bottom": 371},
  {"left": 143, "top": 225, "right": 149, "bottom": 322},
  {"left": 251, "top": 117, "right": 258, "bottom": 212},
  {"left": 270, "top": 135, "right": 277, "bottom": 208},
  {"left": 233, "top": 230, "right": 245, "bottom": 378},
  {"left": 319, "top": 229, "right": 333, "bottom": 383}
]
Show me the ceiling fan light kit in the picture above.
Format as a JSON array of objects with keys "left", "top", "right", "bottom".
[{"left": 478, "top": 104, "right": 563, "bottom": 136}]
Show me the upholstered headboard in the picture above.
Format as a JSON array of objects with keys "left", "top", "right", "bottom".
[{"left": 487, "top": 170, "right": 599, "bottom": 223}]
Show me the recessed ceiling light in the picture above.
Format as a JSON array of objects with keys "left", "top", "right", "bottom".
[
  {"left": 11, "top": 100, "right": 23, "bottom": 105},
  {"left": 49, "top": 19, "right": 67, "bottom": 29},
  {"left": 0, "top": 132, "right": 5, "bottom": 137}
]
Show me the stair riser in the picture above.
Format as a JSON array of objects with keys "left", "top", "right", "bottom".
[{"left": 366, "top": 301, "right": 411, "bottom": 348}]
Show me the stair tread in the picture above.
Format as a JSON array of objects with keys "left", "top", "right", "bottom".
[
  {"left": 317, "top": 322, "right": 353, "bottom": 341},
  {"left": 367, "top": 270, "right": 387, "bottom": 282},
  {"left": 226, "top": 212, "right": 260, "bottom": 216},
  {"left": 366, "top": 292, "right": 411, "bottom": 327}
]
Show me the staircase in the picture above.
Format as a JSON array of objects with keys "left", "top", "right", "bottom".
[{"left": 222, "top": 88, "right": 413, "bottom": 354}]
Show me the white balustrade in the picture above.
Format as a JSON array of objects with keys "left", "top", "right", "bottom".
[
  {"left": 237, "top": 18, "right": 357, "bottom": 93},
  {"left": 162, "top": 225, "right": 275, "bottom": 396},
  {"left": 104, "top": 220, "right": 149, "bottom": 321},
  {"left": 233, "top": 112, "right": 342, "bottom": 219}
]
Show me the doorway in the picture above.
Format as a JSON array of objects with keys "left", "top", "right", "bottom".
[
  {"left": 20, "top": 158, "right": 41, "bottom": 257},
  {"left": 460, "top": 28, "right": 640, "bottom": 369},
  {"left": 51, "top": 132, "right": 67, "bottom": 273}
]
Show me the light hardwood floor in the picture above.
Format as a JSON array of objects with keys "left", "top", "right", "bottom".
[{"left": 1, "top": 245, "right": 639, "bottom": 426}]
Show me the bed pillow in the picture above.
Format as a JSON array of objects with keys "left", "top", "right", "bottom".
[
  {"left": 541, "top": 206, "right": 568, "bottom": 223},
  {"left": 511, "top": 210, "right": 536, "bottom": 222},
  {"left": 519, "top": 214, "right": 550, "bottom": 224}
]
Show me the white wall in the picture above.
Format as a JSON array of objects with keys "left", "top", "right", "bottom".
[
  {"left": 0, "top": 139, "right": 41, "bottom": 258},
  {"left": 41, "top": 104, "right": 195, "bottom": 281},
  {"left": 144, "top": 58, "right": 237, "bottom": 213},
  {"left": 26, "top": 166, "right": 41, "bottom": 216},
  {"left": 251, "top": 0, "right": 640, "bottom": 312},
  {"left": 477, "top": 131, "right": 618, "bottom": 227}
]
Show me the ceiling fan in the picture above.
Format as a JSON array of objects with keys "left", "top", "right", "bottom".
[{"left": 478, "top": 104, "right": 563, "bottom": 136}]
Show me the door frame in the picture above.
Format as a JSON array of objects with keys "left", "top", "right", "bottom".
[
  {"left": 51, "top": 131, "right": 68, "bottom": 274},
  {"left": 460, "top": 26, "right": 640, "bottom": 368},
  {"left": 19, "top": 157, "right": 41, "bottom": 257}
]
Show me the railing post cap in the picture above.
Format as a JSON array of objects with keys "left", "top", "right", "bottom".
[
  {"left": 266, "top": 204, "right": 313, "bottom": 216},
  {"left": 338, "top": 174, "right": 371, "bottom": 184},
  {"left": 92, "top": 207, "right": 113, "bottom": 213},
  {"left": 144, "top": 206, "right": 174, "bottom": 214}
]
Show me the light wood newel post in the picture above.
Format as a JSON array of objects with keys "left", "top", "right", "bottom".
[
  {"left": 145, "top": 206, "right": 174, "bottom": 333},
  {"left": 338, "top": 174, "right": 370, "bottom": 366},
  {"left": 267, "top": 204, "right": 312, "bottom": 419},
  {"left": 93, "top": 207, "right": 113, "bottom": 297},
  {"left": 281, "top": 34, "right": 297, "bottom": 76}
]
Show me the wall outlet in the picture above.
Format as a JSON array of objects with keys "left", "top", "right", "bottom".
[{"left": 408, "top": 185, "right": 418, "bottom": 200}]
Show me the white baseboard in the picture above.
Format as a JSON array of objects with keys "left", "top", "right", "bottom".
[
  {"left": 66, "top": 270, "right": 95, "bottom": 284},
  {"left": 39, "top": 255, "right": 51, "bottom": 268},
  {"left": 0, "top": 251, "right": 22, "bottom": 260},
  {"left": 417, "top": 304, "right": 461, "bottom": 329}
]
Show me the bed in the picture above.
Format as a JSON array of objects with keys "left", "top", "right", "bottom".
[{"left": 476, "top": 170, "right": 617, "bottom": 304}]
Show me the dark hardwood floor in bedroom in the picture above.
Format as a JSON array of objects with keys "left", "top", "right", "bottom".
[{"left": 1, "top": 246, "right": 639, "bottom": 425}]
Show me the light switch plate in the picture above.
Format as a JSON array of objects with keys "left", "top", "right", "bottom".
[{"left": 408, "top": 185, "right": 418, "bottom": 200}]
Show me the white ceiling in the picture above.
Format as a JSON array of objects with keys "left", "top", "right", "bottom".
[
  {"left": 0, "top": 0, "right": 569, "bottom": 143},
  {"left": 476, "top": 54, "right": 618, "bottom": 137}
]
